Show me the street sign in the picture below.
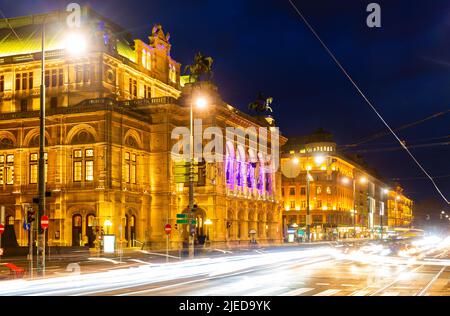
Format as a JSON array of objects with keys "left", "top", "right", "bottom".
[
  {"left": 0, "top": 224, "right": 4, "bottom": 235},
  {"left": 190, "top": 219, "right": 197, "bottom": 225},
  {"left": 176, "top": 213, "right": 187, "bottom": 218},
  {"left": 176, "top": 219, "right": 189, "bottom": 224},
  {"left": 23, "top": 222, "right": 30, "bottom": 231},
  {"left": 41, "top": 215, "right": 49, "bottom": 230},
  {"left": 164, "top": 224, "right": 172, "bottom": 235}
]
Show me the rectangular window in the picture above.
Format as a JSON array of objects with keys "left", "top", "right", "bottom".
[
  {"left": 73, "top": 161, "right": 82, "bottom": 182},
  {"left": 316, "top": 200, "right": 322, "bottom": 208},
  {"left": 58, "top": 69, "right": 64, "bottom": 86},
  {"left": 85, "top": 160, "right": 94, "bottom": 181},
  {"left": 326, "top": 186, "right": 332, "bottom": 194},
  {"left": 316, "top": 186, "right": 322, "bottom": 195},
  {"left": 301, "top": 200, "right": 307, "bottom": 209},
  {"left": 132, "top": 80, "right": 137, "bottom": 98},
  {"left": 289, "top": 187, "right": 295, "bottom": 195},
  {"left": 124, "top": 152, "right": 130, "bottom": 183},
  {"left": 45, "top": 70, "right": 50, "bottom": 88},
  {"left": 22, "top": 72, "right": 28, "bottom": 90},
  {"left": 6, "top": 154, "right": 14, "bottom": 185},
  {"left": 83, "top": 64, "right": 90, "bottom": 83},
  {"left": 21, "top": 99, "right": 28, "bottom": 112},
  {"left": 16, "top": 73, "right": 21, "bottom": 90},
  {"left": 313, "top": 215, "right": 323, "bottom": 223},
  {"left": 29, "top": 153, "right": 38, "bottom": 184},
  {"left": 85, "top": 149, "right": 94, "bottom": 157},
  {"left": 76, "top": 65, "right": 83, "bottom": 83},
  {"left": 29, "top": 72, "right": 33, "bottom": 89},
  {"left": 51, "top": 69, "right": 57, "bottom": 87},
  {"left": 300, "top": 187, "right": 306, "bottom": 195},
  {"left": 290, "top": 201, "right": 295, "bottom": 209},
  {"left": 74, "top": 149, "right": 82, "bottom": 159},
  {"left": 130, "top": 163, "right": 136, "bottom": 184},
  {"left": 0, "top": 75, "right": 4, "bottom": 92}
]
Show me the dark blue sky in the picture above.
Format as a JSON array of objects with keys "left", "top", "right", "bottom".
[{"left": 1, "top": 0, "right": 449, "bottom": 208}]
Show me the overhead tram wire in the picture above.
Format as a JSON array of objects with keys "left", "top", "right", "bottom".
[
  {"left": 288, "top": 0, "right": 450, "bottom": 205},
  {"left": 341, "top": 109, "right": 450, "bottom": 149}
]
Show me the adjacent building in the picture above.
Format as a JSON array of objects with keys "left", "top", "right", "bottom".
[{"left": 281, "top": 129, "right": 413, "bottom": 241}]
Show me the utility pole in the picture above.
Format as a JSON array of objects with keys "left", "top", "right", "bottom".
[
  {"left": 352, "top": 178, "right": 356, "bottom": 238},
  {"left": 37, "top": 22, "right": 46, "bottom": 276}
]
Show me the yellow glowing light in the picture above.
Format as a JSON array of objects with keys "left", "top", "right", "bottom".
[
  {"left": 292, "top": 157, "right": 299, "bottom": 165},
  {"left": 306, "top": 165, "right": 312, "bottom": 171},
  {"left": 360, "top": 176, "right": 367, "bottom": 184},
  {"left": 195, "top": 97, "right": 208, "bottom": 109},
  {"left": 342, "top": 177, "right": 350, "bottom": 184},
  {"left": 314, "top": 155, "right": 325, "bottom": 165},
  {"left": 65, "top": 32, "right": 88, "bottom": 56},
  {"left": 204, "top": 219, "right": 213, "bottom": 225},
  {"left": 104, "top": 219, "right": 112, "bottom": 227},
  {"left": 320, "top": 166, "right": 326, "bottom": 171}
]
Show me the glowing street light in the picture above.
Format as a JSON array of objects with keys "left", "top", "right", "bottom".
[
  {"left": 359, "top": 176, "right": 367, "bottom": 184},
  {"left": 314, "top": 155, "right": 325, "bottom": 165},
  {"left": 292, "top": 157, "right": 299, "bottom": 165},
  {"left": 65, "top": 32, "right": 88, "bottom": 56},
  {"left": 341, "top": 177, "right": 350, "bottom": 185},
  {"left": 383, "top": 188, "right": 389, "bottom": 194},
  {"left": 195, "top": 97, "right": 208, "bottom": 109}
]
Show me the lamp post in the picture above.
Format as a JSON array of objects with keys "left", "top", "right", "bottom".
[
  {"left": 188, "top": 95, "right": 208, "bottom": 258},
  {"left": 36, "top": 23, "right": 46, "bottom": 276}
]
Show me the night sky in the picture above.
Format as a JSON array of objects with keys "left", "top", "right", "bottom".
[{"left": 1, "top": 0, "right": 449, "bottom": 209}]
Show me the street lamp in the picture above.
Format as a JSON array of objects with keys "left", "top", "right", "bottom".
[
  {"left": 341, "top": 175, "right": 367, "bottom": 238},
  {"left": 188, "top": 94, "right": 208, "bottom": 258},
  {"left": 65, "top": 32, "right": 88, "bottom": 56}
]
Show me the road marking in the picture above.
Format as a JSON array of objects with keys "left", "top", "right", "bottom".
[
  {"left": 417, "top": 266, "right": 446, "bottom": 296},
  {"left": 314, "top": 289, "right": 341, "bottom": 296},
  {"left": 381, "top": 291, "right": 399, "bottom": 296},
  {"left": 280, "top": 288, "right": 315, "bottom": 296},
  {"left": 341, "top": 284, "right": 354, "bottom": 287},
  {"left": 350, "top": 290, "right": 371, "bottom": 296},
  {"left": 249, "top": 287, "right": 286, "bottom": 296},
  {"left": 316, "top": 283, "right": 330, "bottom": 286}
]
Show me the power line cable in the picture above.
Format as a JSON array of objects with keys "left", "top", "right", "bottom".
[
  {"left": 341, "top": 109, "right": 450, "bottom": 148},
  {"left": 288, "top": 0, "right": 449, "bottom": 204}
]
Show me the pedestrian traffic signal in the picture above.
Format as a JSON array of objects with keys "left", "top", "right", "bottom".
[{"left": 174, "top": 223, "right": 178, "bottom": 230}]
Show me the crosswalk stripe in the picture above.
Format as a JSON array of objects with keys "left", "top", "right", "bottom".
[
  {"left": 350, "top": 290, "right": 371, "bottom": 296},
  {"left": 381, "top": 291, "right": 400, "bottom": 296},
  {"left": 280, "top": 288, "right": 315, "bottom": 296},
  {"left": 250, "top": 287, "right": 286, "bottom": 296},
  {"left": 314, "top": 289, "right": 341, "bottom": 296}
]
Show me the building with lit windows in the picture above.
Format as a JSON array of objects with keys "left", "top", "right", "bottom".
[
  {"left": 280, "top": 129, "right": 405, "bottom": 241},
  {"left": 0, "top": 8, "right": 285, "bottom": 250},
  {"left": 387, "top": 185, "right": 413, "bottom": 229}
]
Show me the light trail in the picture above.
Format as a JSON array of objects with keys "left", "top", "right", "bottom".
[{"left": 0, "top": 247, "right": 335, "bottom": 296}]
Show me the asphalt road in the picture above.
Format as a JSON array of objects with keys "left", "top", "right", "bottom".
[{"left": 1, "top": 238, "right": 449, "bottom": 296}]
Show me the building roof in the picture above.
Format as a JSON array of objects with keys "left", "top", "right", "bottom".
[{"left": 0, "top": 7, "right": 136, "bottom": 62}]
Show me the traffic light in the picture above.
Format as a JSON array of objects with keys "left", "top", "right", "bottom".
[
  {"left": 26, "top": 209, "right": 36, "bottom": 224},
  {"left": 174, "top": 223, "right": 178, "bottom": 230}
]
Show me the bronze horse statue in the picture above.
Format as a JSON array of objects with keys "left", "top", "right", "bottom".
[
  {"left": 248, "top": 92, "right": 273, "bottom": 113},
  {"left": 184, "top": 52, "right": 214, "bottom": 82}
]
